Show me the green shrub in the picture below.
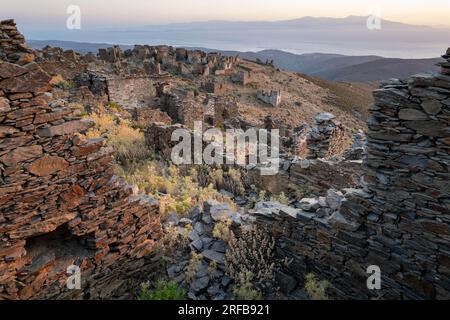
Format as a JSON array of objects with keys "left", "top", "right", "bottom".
[
  {"left": 185, "top": 251, "right": 203, "bottom": 284},
  {"left": 106, "top": 101, "right": 124, "bottom": 112},
  {"left": 54, "top": 80, "right": 76, "bottom": 90},
  {"left": 233, "top": 271, "right": 262, "bottom": 300},
  {"left": 304, "top": 273, "right": 329, "bottom": 300},
  {"left": 270, "top": 192, "right": 289, "bottom": 205},
  {"left": 139, "top": 280, "right": 187, "bottom": 300},
  {"left": 245, "top": 82, "right": 258, "bottom": 89}
]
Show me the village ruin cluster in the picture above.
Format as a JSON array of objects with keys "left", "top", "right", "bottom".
[{"left": 1, "top": 19, "right": 449, "bottom": 300}]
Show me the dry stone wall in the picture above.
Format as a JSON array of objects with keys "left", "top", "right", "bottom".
[
  {"left": 106, "top": 75, "right": 156, "bottom": 109},
  {"left": 0, "top": 21, "right": 163, "bottom": 300},
  {"left": 255, "top": 49, "right": 450, "bottom": 299}
]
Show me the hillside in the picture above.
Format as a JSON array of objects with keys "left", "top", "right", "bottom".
[
  {"left": 216, "top": 49, "right": 440, "bottom": 83},
  {"left": 28, "top": 40, "right": 441, "bottom": 83},
  {"left": 2, "top": 17, "right": 450, "bottom": 302},
  {"left": 312, "top": 57, "right": 441, "bottom": 82}
]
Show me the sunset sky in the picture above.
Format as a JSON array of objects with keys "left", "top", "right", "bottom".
[{"left": 2, "top": 0, "right": 450, "bottom": 28}]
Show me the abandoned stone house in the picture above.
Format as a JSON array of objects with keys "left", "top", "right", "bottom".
[
  {"left": 201, "top": 80, "right": 227, "bottom": 96},
  {"left": 175, "top": 48, "right": 188, "bottom": 61},
  {"left": 98, "top": 45, "right": 122, "bottom": 64},
  {"left": 232, "top": 70, "right": 252, "bottom": 86},
  {"left": 257, "top": 89, "right": 282, "bottom": 107}
]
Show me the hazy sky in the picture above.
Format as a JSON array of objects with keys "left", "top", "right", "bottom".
[{"left": 2, "top": 0, "right": 450, "bottom": 28}]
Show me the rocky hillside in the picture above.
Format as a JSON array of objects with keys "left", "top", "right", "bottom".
[
  {"left": 28, "top": 40, "right": 441, "bottom": 83},
  {"left": 2, "top": 19, "right": 449, "bottom": 301}
]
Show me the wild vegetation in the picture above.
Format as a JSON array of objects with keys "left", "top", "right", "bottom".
[
  {"left": 84, "top": 111, "right": 235, "bottom": 216},
  {"left": 139, "top": 280, "right": 187, "bottom": 300},
  {"left": 225, "top": 226, "right": 277, "bottom": 299}
]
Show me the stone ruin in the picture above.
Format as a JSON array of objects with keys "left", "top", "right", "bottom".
[
  {"left": 254, "top": 48, "right": 450, "bottom": 299},
  {"left": 231, "top": 70, "right": 252, "bottom": 86},
  {"left": 98, "top": 46, "right": 122, "bottom": 64},
  {"left": 201, "top": 80, "right": 227, "bottom": 96},
  {"left": 158, "top": 88, "right": 204, "bottom": 128},
  {"left": 257, "top": 89, "right": 282, "bottom": 107},
  {"left": 1, "top": 19, "right": 449, "bottom": 300},
  {"left": 306, "top": 112, "right": 344, "bottom": 159},
  {"left": 0, "top": 20, "right": 33, "bottom": 65},
  {"left": 143, "top": 48, "right": 450, "bottom": 300},
  {"left": 105, "top": 74, "right": 157, "bottom": 110},
  {"left": 0, "top": 21, "right": 163, "bottom": 299}
]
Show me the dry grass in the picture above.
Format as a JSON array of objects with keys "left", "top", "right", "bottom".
[
  {"left": 85, "top": 113, "right": 153, "bottom": 167},
  {"left": 86, "top": 113, "right": 234, "bottom": 216}
]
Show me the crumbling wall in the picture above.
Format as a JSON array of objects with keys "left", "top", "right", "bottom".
[
  {"left": 0, "top": 20, "right": 33, "bottom": 65},
  {"left": 246, "top": 158, "right": 363, "bottom": 195},
  {"left": 201, "top": 80, "right": 227, "bottom": 96},
  {"left": 231, "top": 70, "right": 252, "bottom": 86},
  {"left": 144, "top": 123, "right": 363, "bottom": 196},
  {"left": 306, "top": 113, "right": 339, "bottom": 159},
  {"left": 256, "top": 89, "right": 281, "bottom": 107},
  {"left": 106, "top": 75, "right": 156, "bottom": 109},
  {"left": 159, "top": 89, "right": 204, "bottom": 128},
  {"left": 0, "top": 21, "right": 163, "bottom": 300},
  {"left": 254, "top": 49, "right": 450, "bottom": 300}
]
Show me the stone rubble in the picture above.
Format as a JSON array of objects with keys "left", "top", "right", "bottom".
[{"left": 164, "top": 200, "right": 253, "bottom": 300}]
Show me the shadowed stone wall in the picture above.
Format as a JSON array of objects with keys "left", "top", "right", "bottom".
[{"left": 254, "top": 49, "right": 450, "bottom": 299}]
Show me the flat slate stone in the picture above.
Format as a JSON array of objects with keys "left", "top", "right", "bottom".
[{"left": 201, "top": 249, "right": 225, "bottom": 265}]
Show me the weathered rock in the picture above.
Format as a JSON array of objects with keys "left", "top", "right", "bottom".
[
  {"left": 299, "top": 198, "right": 320, "bottom": 212},
  {"left": 326, "top": 188, "right": 344, "bottom": 210},
  {"left": 201, "top": 250, "right": 225, "bottom": 265},
  {"left": 0, "top": 67, "right": 51, "bottom": 93},
  {"left": 37, "top": 119, "right": 94, "bottom": 137},
  {"left": 0, "top": 96, "right": 11, "bottom": 113},
  {"left": 28, "top": 155, "right": 69, "bottom": 176},
  {"left": 398, "top": 108, "right": 429, "bottom": 120},
  {"left": 421, "top": 100, "right": 442, "bottom": 115},
  {"left": 404, "top": 120, "right": 447, "bottom": 137},
  {"left": 0, "top": 62, "right": 27, "bottom": 78},
  {"left": 0, "top": 125, "right": 18, "bottom": 137},
  {"left": 0, "top": 145, "right": 42, "bottom": 166},
  {"left": 314, "top": 113, "right": 335, "bottom": 124},
  {"left": 190, "top": 276, "right": 209, "bottom": 293}
]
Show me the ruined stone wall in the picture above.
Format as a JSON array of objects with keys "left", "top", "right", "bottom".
[
  {"left": 0, "top": 20, "right": 33, "bottom": 65},
  {"left": 106, "top": 75, "right": 156, "bottom": 109},
  {"left": 0, "top": 22, "right": 163, "bottom": 300},
  {"left": 144, "top": 123, "right": 363, "bottom": 196},
  {"left": 245, "top": 158, "right": 363, "bottom": 196},
  {"left": 255, "top": 50, "right": 450, "bottom": 299},
  {"left": 256, "top": 89, "right": 281, "bottom": 107},
  {"left": 306, "top": 113, "right": 340, "bottom": 159},
  {"left": 201, "top": 81, "right": 227, "bottom": 96},
  {"left": 231, "top": 70, "right": 252, "bottom": 86},
  {"left": 159, "top": 89, "right": 204, "bottom": 128}
]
